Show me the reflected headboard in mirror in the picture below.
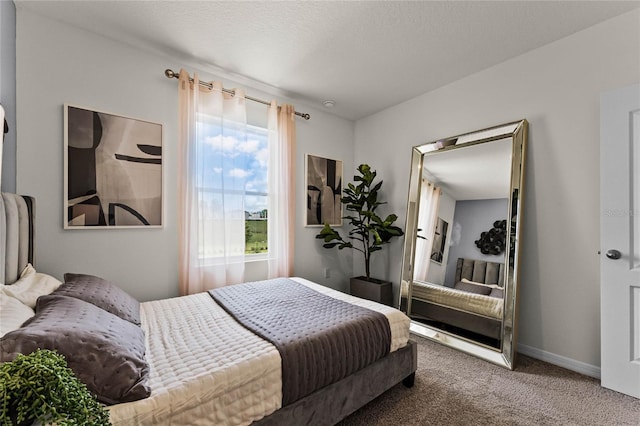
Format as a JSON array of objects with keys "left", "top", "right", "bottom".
[
  {"left": 0, "top": 193, "right": 35, "bottom": 285},
  {"left": 399, "top": 120, "right": 527, "bottom": 369}
]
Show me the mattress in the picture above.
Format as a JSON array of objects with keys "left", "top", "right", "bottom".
[
  {"left": 108, "top": 277, "right": 410, "bottom": 425},
  {"left": 408, "top": 280, "right": 503, "bottom": 320}
]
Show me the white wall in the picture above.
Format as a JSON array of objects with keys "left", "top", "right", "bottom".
[
  {"left": 15, "top": 8, "right": 354, "bottom": 301},
  {"left": 0, "top": 0, "right": 16, "bottom": 192},
  {"left": 354, "top": 9, "right": 640, "bottom": 369}
]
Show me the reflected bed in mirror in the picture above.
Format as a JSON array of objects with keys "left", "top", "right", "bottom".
[{"left": 399, "top": 120, "right": 527, "bottom": 369}]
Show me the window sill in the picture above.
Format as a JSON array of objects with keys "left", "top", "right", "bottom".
[{"left": 199, "top": 253, "right": 269, "bottom": 265}]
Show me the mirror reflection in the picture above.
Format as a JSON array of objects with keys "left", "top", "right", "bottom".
[{"left": 400, "top": 120, "right": 527, "bottom": 369}]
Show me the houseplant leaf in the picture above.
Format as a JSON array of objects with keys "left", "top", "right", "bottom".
[{"left": 316, "top": 163, "right": 404, "bottom": 280}]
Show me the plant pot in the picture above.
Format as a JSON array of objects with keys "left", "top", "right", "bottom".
[{"left": 350, "top": 276, "right": 393, "bottom": 306}]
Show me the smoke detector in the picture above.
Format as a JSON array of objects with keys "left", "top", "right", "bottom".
[{"left": 322, "top": 100, "right": 336, "bottom": 108}]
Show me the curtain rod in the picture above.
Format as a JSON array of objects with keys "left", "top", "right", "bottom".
[{"left": 164, "top": 69, "right": 310, "bottom": 120}]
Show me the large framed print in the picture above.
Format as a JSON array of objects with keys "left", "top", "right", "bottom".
[
  {"left": 64, "top": 104, "right": 163, "bottom": 229},
  {"left": 305, "top": 154, "right": 343, "bottom": 227}
]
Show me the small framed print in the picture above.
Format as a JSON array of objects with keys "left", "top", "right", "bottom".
[
  {"left": 305, "top": 154, "right": 343, "bottom": 227},
  {"left": 64, "top": 104, "right": 163, "bottom": 229},
  {"left": 430, "top": 217, "right": 448, "bottom": 264}
]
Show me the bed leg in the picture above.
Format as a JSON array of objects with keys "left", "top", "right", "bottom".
[{"left": 402, "top": 372, "right": 415, "bottom": 388}]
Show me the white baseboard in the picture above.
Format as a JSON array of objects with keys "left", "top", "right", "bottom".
[{"left": 517, "top": 343, "right": 601, "bottom": 379}]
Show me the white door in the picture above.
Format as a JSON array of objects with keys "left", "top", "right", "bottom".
[{"left": 600, "top": 83, "right": 640, "bottom": 398}]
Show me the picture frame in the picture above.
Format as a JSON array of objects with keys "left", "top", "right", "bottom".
[
  {"left": 305, "top": 154, "right": 343, "bottom": 227},
  {"left": 430, "top": 217, "right": 448, "bottom": 264},
  {"left": 64, "top": 104, "right": 163, "bottom": 229}
]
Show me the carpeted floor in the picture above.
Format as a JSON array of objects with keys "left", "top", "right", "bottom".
[{"left": 338, "top": 334, "right": 639, "bottom": 426}]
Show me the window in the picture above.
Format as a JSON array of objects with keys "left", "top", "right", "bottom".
[
  {"left": 177, "top": 72, "right": 295, "bottom": 293},
  {"left": 196, "top": 118, "right": 269, "bottom": 258}
]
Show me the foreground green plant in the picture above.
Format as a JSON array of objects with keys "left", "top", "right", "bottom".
[{"left": 0, "top": 349, "right": 111, "bottom": 426}]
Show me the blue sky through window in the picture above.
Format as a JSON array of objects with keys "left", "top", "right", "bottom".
[
  {"left": 195, "top": 117, "right": 270, "bottom": 257},
  {"left": 197, "top": 118, "right": 269, "bottom": 215}
]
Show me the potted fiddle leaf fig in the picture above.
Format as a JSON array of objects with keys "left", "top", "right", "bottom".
[
  {"left": 0, "top": 349, "right": 111, "bottom": 426},
  {"left": 316, "top": 164, "right": 404, "bottom": 304}
]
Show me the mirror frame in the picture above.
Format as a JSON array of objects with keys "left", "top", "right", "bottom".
[{"left": 399, "top": 119, "right": 528, "bottom": 369}]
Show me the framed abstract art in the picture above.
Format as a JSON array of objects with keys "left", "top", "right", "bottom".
[
  {"left": 305, "top": 154, "right": 343, "bottom": 227},
  {"left": 64, "top": 104, "right": 163, "bottom": 229}
]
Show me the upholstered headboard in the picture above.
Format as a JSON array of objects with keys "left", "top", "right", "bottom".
[
  {"left": 455, "top": 258, "right": 504, "bottom": 287},
  {"left": 0, "top": 193, "right": 35, "bottom": 284}
]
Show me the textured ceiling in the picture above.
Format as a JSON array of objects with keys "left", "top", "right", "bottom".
[{"left": 15, "top": 1, "right": 640, "bottom": 120}]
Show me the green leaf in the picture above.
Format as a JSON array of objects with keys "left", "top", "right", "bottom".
[
  {"left": 383, "top": 214, "right": 399, "bottom": 225},
  {"left": 371, "top": 181, "right": 383, "bottom": 193},
  {"left": 371, "top": 214, "right": 384, "bottom": 225}
]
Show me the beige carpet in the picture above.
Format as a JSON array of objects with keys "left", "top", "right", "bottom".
[{"left": 339, "top": 334, "right": 639, "bottom": 426}]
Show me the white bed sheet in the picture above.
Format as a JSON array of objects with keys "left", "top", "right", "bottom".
[
  {"left": 108, "top": 278, "right": 410, "bottom": 425},
  {"left": 409, "top": 280, "right": 503, "bottom": 320}
]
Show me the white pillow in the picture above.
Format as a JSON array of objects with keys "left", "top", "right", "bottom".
[
  {"left": 0, "top": 292, "right": 35, "bottom": 337},
  {"left": 0, "top": 263, "right": 62, "bottom": 308},
  {"left": 461, "top": 278, "right": 500, "bottom": 289}
]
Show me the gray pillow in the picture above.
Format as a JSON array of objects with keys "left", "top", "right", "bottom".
[
  {"left": 453, "top": 281, "right": 492, "bottom": 295},
  {"left": 55, "top": 273, "right": 141, "bottom": 325},
  {"left": 0, "top": 294, "right": 150, "bottom": 405}
]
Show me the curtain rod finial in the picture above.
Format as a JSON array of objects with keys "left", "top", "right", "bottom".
[{"left": 165, "top": 69, "right": 177, "bottom": 79}]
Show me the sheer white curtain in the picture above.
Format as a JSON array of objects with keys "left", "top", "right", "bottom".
[
  {"left": 267, "top": 103, "right": 295, "bottom": 278},
  {"left": 413, "top": 180, "right": 441, "bottom": 282},
  {"left": 177, "top": 70, "right": 295, "bottom": 295},
  {"left": 178, "top": 69, "right": 249, "bottom": 295}
]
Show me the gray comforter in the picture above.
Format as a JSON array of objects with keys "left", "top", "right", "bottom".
[{"left": 209, "top": 278, "right": 391, "bottom": 405}]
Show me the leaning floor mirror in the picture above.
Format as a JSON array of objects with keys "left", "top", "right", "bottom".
[{"left": 399, "top": 120, "right": 527, "bottom": 369}]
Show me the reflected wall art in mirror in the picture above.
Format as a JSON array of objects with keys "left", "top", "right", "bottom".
[{"left": 399, "top": 120, "right": 527, "bottom": 369}]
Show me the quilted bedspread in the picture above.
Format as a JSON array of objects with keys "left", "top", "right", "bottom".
[
  {"left": 108, "top": 278, "right": 410, "bottom": 425},
  {"left": 209, "top": 278, "right": 391, "bottom": 405}
]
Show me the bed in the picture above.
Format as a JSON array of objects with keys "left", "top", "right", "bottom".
[
  {"left": 0, "top": 193, "right": 417, "bottom": 425},
  {"left": 402, "top": 258, "right": 504, "bottom": 340}
]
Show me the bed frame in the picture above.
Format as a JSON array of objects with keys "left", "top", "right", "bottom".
[
  {"left": 407, "top": 258, "right": 503, "bottom": 340},
  {"left": 406, "top": 297, "right": 501, "bottom": 340},
  {"left": 1, "top": 192, "right": 417, "bottom": 425},
  {"left": 1, "top": 193, "right": 35, "bottom": 285},
  {"left": 257, "top": 342, "right": 416, "bottom": 425}
]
